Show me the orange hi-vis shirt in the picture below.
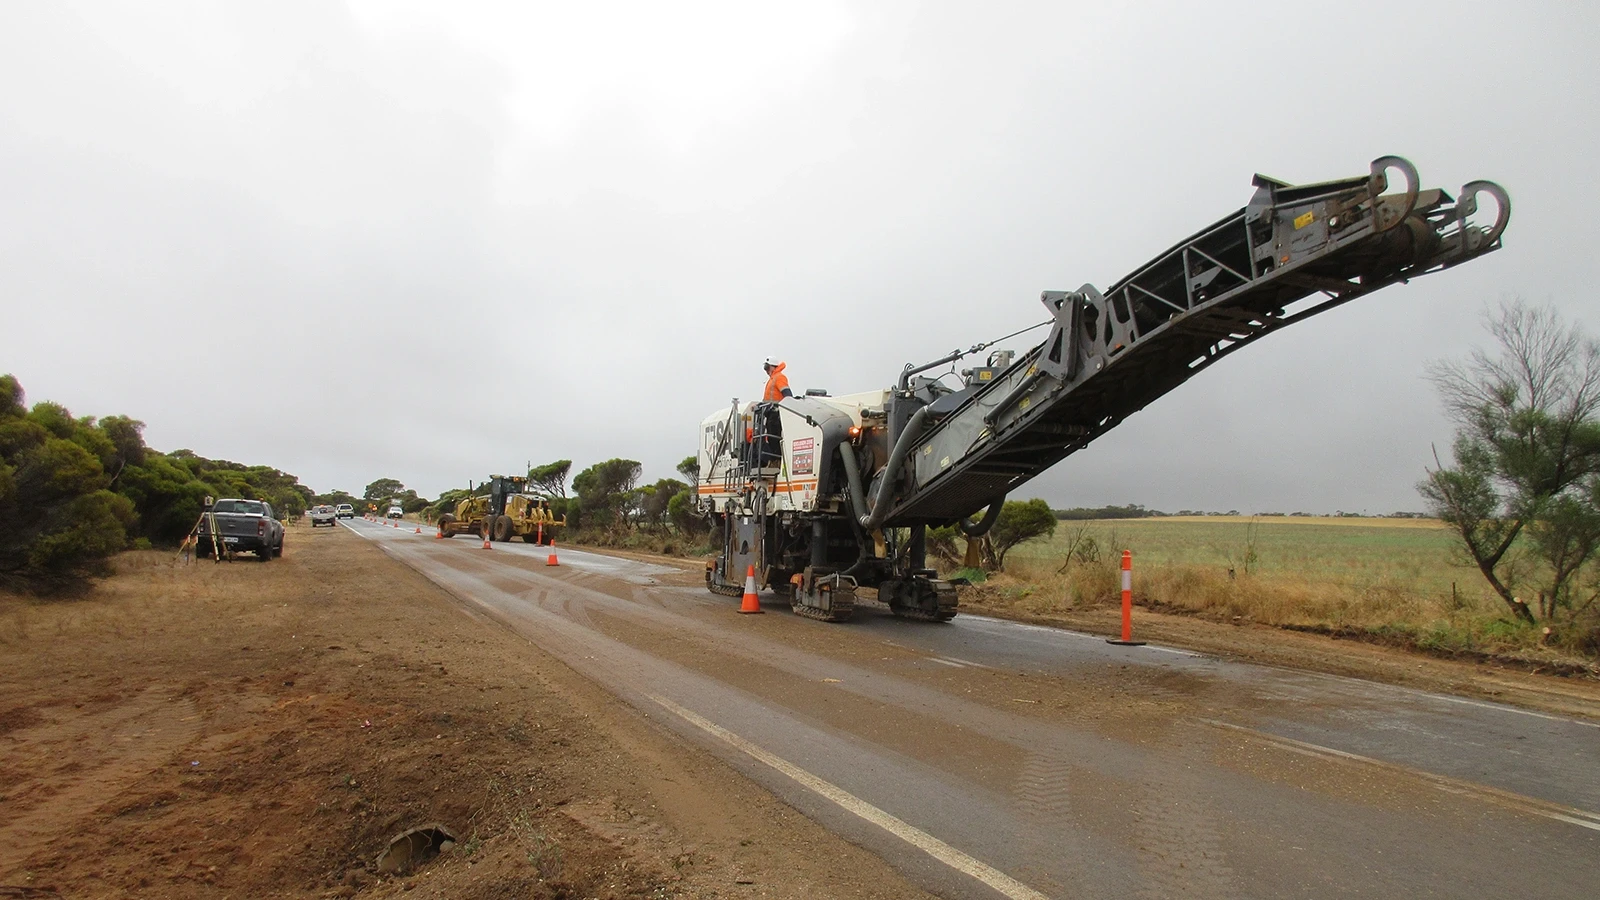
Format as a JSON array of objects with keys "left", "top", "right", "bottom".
[{"left": 763, "top": 362, "right": 789, "bottom": 402}]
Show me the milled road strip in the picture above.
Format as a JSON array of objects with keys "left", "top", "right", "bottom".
[
  {"left": 648, "top": 693, "right": 1052, "bottom": 900},
  {"left": 1198, "top": 718, "right": 1600, "bottom": 833}
]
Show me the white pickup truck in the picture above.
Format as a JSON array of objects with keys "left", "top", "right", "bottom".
[{"left": 309, "top": 505, "right": 338, "bottom": 527}]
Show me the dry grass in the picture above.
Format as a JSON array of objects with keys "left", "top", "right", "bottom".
[
  {"left": 0, "top": 547, "right": 312, "bottom": 669},
  {"left": 963, "top": 521, "right": 1598, "bottom": 669}
]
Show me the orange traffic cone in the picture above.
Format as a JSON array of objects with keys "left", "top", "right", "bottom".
[
  {"left": 435, "top": 529, "right": 443, "bottom": 539},
  {"left": 481, "top": 532, "right": 491, "bottom": 549},
  {"left": 414, "top": 526, "right": 422, "bottom": 534},
  {"left": 546, "top": 540, "right": 559, "bottom": 566},
  {"left": 738, "top": 565, "right": 763, "bottom": 614}
]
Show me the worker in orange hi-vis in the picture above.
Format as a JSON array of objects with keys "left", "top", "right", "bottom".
[
  {"left": 754, "top": 357, "right": 794, "bottom": 467},
  {"left": 762, "top": 357, "right": 793, "bottom": 402}
]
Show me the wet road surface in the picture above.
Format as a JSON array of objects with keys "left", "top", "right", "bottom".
[{"left": 347, "top": 518, "right": 1600, "bottom": 899}]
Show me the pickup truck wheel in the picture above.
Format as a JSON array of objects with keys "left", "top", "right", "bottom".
[
  {"left": 491, "top": 515, "right": 513, "bottom": 543},
  {"left": 258, "top": 545, "right": 273, "bottom": 562},
  {"left": 274, "top": 538, "right": 284, "bottom": 558}
]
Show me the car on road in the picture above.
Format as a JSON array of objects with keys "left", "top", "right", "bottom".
[
  {"left": 336, "top": 503, "right": 354, "bottom": 519},
  {"left": 387, "top": 504, "right": 404, "bottom": 519},
  {"left": 308, "top": 505, "right": 337, "bottom": 527},
  {"left": 196, "top": 498, "right": 284, "bottom": 560}
]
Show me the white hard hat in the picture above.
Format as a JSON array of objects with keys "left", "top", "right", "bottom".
[{"left": 763, "top": 356, "right": 778, "bottom": 367}]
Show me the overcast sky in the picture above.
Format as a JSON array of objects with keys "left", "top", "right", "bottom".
[{"left": 2, "top": 1, "right": 1594, "bottom": 513}]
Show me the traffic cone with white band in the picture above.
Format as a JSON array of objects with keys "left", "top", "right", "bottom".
[{"left": 738, "top": 565, "right": 763, "bottom": 614}]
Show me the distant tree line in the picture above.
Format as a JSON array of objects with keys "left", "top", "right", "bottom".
[{"left": 1, "top": 374, "right": 316, "bottom": 594}]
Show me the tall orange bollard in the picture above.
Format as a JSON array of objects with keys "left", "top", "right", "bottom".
[
  {"left": 546, "top": 540, "right": 559, "bottom": 567},
  {"left": 1106, "top": 550, "right": 1145, "bottom": 645},
  {"left": 738, "top": 565, "right": 763, "bottom": 614}
]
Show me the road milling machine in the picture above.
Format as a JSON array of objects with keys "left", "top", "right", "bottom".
[
  {"left": 696, "top": 156, "right": 1510, "bottom": 623},
  {"left": 438, "top": 475, "right": 565, "bottom": 544}
]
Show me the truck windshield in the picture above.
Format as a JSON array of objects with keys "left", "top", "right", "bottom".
[{"left": 213, "top": 501, "right": 265, "bottom": 515}]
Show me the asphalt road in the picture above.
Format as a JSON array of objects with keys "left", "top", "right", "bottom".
[{"left": 346, "top": 517, "right": 1600, "bottom": 899}]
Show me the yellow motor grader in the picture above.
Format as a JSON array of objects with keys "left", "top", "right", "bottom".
[{"left": 437, "top": 475, "right": 564, "bottom": 544}]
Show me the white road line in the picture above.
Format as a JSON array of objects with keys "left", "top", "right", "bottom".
[
  {"left": 1410, "top": 691, "right": 1600, "bottom": 728},
  {"left": 975, "top": 614, "right": 1593, "bottom": 729},
  {"left": 943, "top": 656, "right": 992, "bottom": 670},
  {"left": 1266, "top": 665, "right": 1600, "bottom": 729},
  {"left": 1141, "top": 644, "right": 1201, "bottom": 657},
  {"left": 963, "top": 614, "right": 1197, "bottom": 656},
  {"left": 930, "top": 658, "right": 967, "bottom": 668},
  {"left": 648, "top": 694, "right": 1052, "bottom": 900},
  {"left": 962, "top": 615, "right": 1104, "bottom": 642},
  {"left": 1199, "top": 718, "right": 1600, "bottom": 832}
]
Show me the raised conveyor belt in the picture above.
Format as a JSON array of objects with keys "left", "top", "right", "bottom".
[{"left": 883, "top": 156, "right": 1509, "bottom": 526}]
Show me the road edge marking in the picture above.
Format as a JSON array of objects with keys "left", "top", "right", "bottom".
[
  {"left": 647, "top": 694, "right": 1051, "bottom": 900},
  {"left": 1197, "top": 718, "right": 1600, "bottom": 832}
]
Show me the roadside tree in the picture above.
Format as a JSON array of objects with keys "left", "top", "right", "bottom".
[
  {"left": 0, "top": 375, "right": 136, "bottom": 593},
  {"left": 989, "top": 498, "right": 1058, "bottom": 571},
  {"left": 676, "top": 455, "right": 699, "bottom": 492},
  {"left": 640, "top": 478, "right": 686, "bottom": 529},
  {"left": 528, "top": 460, "right": 571, "bottom": 500},
  {"left": 572, "top": 459, "right": 641, "bottom": 530},
  {"left": 1420, "top": 301, "right": 1600, "bottom": 628},
  {"left": 667, "top": 490, "right": 707, "bottom": 537},
  {"left": 364, "top": 478, "right": 406, "bottom": 503}
]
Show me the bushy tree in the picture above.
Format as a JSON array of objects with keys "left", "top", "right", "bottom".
[
  {"left": 0, "top": 376, "right": 136, "bottom": 593},
  {"left": 117, "top": 453, "right": 213, "bottom": 543},
  {"left": 667, "top": 490, "right": 707, "bottom": 537},
  {"left": 425, "top": 488, "right": 473, "bottom": 521},
  {"left": 315, "top": 490, "right": 361, "bottom": 509},
  {"left": 676, "top": 455, "right": 699, "bottom": 492},
  {"left": 528, "top": 460, "right": 572, "bottom": 499},
  {"left": 572, "top": 459, "right": 641, "bottom": 530},
  {"left": 364, "top": 478, "right": 406, "bottom": 502},
  {"left": 989, "top": 498, "right": 1058, "bottom": 571},
  {"left": 1421, "top": 301, "right": 1600, "bottom": 626},
  {"left": 639, "top": 478, "right": 686, "bottom": 529}
]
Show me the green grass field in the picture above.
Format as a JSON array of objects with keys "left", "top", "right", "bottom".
[
  {"left": 1008, "top": 516, "right": 1472, "bottom": 604},
  {"left": 969, "top": 516, "right": 1598, "bottom": 663}
]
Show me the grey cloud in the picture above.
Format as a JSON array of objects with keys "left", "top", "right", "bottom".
[{"left": 3, "top": 1, "right": 1593, "bottom": 512}]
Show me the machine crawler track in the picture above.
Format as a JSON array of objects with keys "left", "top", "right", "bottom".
[
  {"left": 890, "top": 604, "right": 956, "bottom": 623},
  {"left": 792, "top": 592, "right": 855, "bottom": 623}
]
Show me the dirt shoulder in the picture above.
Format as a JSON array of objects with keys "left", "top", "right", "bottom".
[
  {"left": 572, "top": 543, "right": 1600, "bottom": 724},
  {"left": 0, "top": 525, "right": 935, "bottom": 900}
]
